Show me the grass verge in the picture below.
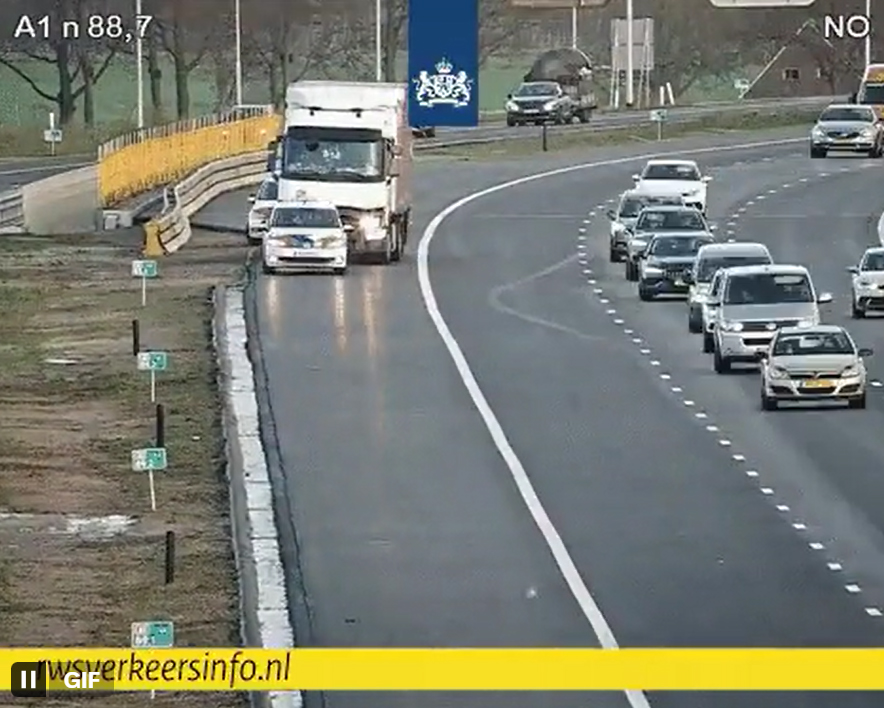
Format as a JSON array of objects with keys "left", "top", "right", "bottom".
[
  {"left": 421, "top": 108, "right": 817, "bottom": 160},
  {"left": 0, "top": 230, "right": 248, "bottom": 706}
]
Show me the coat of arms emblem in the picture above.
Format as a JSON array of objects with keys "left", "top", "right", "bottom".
[{"left": 413, "top": 58, "right": 473, "bottom": 108}]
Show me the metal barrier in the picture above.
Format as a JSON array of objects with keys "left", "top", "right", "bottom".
[
  {"left": 0, "top": 189, "right": 24, "bottom": 232},
  {"left": 143, "top": 152, "right": 267, "bottom": 256},
  {"left": 98, "top": 106, "right": 282, "bottom": 208}
]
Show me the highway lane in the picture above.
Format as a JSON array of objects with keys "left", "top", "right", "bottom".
[
  {"left": 577, "top": 156, "right": 884, "bottom": 619},
  {"left": 194, "top": 127, "right": 859, "bottom": 708},
  {"left": 430, "top": 150, "right": 884, "bottom": 708},
  {"left": 0, "top": 155, "right": 92, "bottom": 192}
]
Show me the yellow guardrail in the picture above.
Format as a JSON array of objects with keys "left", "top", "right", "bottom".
[{"left": 97, "top": 106, "right": 283, "bottom": 208}]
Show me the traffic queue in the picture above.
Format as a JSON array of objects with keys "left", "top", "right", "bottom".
[{"left": 607, "top": 158, "right": 875, "bottom": 411}]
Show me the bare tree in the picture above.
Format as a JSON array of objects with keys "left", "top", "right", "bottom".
[{"left": 0, "top": 0, "right": 119, "bottom": 125}]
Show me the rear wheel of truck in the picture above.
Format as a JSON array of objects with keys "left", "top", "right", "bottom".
[{"left": 577, "top": 109, "right": 590, "bottom": 123}]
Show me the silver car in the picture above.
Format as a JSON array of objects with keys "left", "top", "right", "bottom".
[
  {"left": 609, "top": 193, "right": 685, "bottom": 264},
  {"left": 709, "top": 264, "right": 833, "bottom": 373},
  {"left": 686, "top": 242, "right": 772, "bottom": 333},
  {"left": 809, "top": 104, "right": 883, "bottom": 158},
  {"left": 758, "top": 325, "right": 872, "bottom": 410},
  {"left": 848, "top": 246, "right": 884, "bottom": 317}
]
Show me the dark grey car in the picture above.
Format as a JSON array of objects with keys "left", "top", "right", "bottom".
[
  {"left": 809, "top": 104, "right": 883, "bottom": 158},
  {"left": 505, "top": 81, "right": 574, "bottom": 126}
]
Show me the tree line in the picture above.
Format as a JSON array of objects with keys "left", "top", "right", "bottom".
[{"left": 0, "top": 0, "right": 875, "bottom": 128}]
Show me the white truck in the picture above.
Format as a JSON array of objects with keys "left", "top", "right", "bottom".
[{"left": 267, "top": 81, "right": 413, "bottom": 263}]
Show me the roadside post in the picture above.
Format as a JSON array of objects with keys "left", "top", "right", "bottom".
[
  {"left": 131, "top": 447, "right": 167, "bottom": 512},
  {"left": 43, "top": 112, "right": 62, "bottom": 156},
  {"left": 131, "top": 621, "right": 174, "bottom": 698},
  {"left": 137, "top": 351, "right": 168, "bottom": 402},
  {"left": 649, "top": 108, "right": 667, "bottom": 140},
  {"left": 131, "top": 259, "right": 158, "bottom": 306}
]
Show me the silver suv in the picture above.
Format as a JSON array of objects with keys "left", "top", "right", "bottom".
[
  {"left": 707, "top": 264, "right": 832, "bottom": 373},
  {"left": 686, "top": 242, "right": 772, "bottom": 333}
]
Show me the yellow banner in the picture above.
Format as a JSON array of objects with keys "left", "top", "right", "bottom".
[{"left": 3, "top": 649, "right": 884, "bottom": 691}]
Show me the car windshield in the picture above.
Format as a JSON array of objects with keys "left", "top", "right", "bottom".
[
  {"left": 819, "top": 107, "right": 874, "bottom": 122},
  {"left": 697, "top": 255, "right": 770, "bottom": 281},
  {"left": 861, "top": 252, "right": 884, "bottom": 270},
  {"left": 256, "top": 180, "right": 278, "bottom": 200},
  {"left": 270, "top": 207, "right": 340, "bottom": 228},
  {"left": 515, "top": 83, "right": 558, "bottom": 96},
  {"left": 724, "top": 273, "right": 813, "bottom": 304},
  {"left": 636, "top": 210, "right": 705, "bottom": 231},
  {"left": 649, "top": 236, "right": 711, "bottom": 256},
  {"left": 642, "top": 163, "right": 700, "bottom": 181},
  {"left": 619, "top": 197, "right": 645, "bottom": 218},
  {"left": 772, "top": 332, "right": 854, "bottom": 356},
  {"left": 858, "top": 83, "right": 884, "bottom": 104}
]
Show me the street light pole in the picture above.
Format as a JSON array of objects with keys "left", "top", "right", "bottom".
[
  {"left": 866, "top": 0, "right": 872, "bottom": 68},
  {"left": 376, "top": 0, "right": 383, "bottom": 81},
  {"left": 135, "top": 0, "right": 144, "bottom": 128},
  {"left": 571, "top": 3, "right": 578, "bottom": 48},
  {"left": 626, "top": 0, "right": 634, "bottom": 106},
  {"left": 234, "top": 0, "right": 243, "bottom": 105}
]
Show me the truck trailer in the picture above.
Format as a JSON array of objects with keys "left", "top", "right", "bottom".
[{"left": 268, "top": 81, "right": 413, "bottom": 263}]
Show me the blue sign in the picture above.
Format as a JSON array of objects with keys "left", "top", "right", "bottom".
[{"left": 408, "top": 0, "right": 479, "bottom": 128}]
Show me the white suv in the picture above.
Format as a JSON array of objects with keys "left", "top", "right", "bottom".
[{"left": 707, "top": 264, "right": 832, "bottom": 373}]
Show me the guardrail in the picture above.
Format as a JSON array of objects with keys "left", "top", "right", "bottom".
[
  {"left": 0, "top": 188, "right": 24, "bottom": 232},
  {"left": 143, "top": 152, "right": 266, "bottom": 256}
]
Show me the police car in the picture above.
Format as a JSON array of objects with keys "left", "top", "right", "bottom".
[{"left": 262, "top": 200, "right": 348, "bottom": 275}]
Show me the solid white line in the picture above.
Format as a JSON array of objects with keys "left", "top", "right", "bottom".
[{"left": 416, "top": 137, "right": 805, "bottom": 708}]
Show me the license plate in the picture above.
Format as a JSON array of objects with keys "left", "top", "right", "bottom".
[
  {"left": 834, "top": 139, "right": 853, "bottom": 144},
  {"left": 801, "top": 379, "right": 833, "bottom": 388},
  {"left": 523, "top": 109, "right": 539, "bottom": 114}
]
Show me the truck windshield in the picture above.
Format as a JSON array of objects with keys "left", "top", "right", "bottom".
[
  {"left": 281, "top": 131, "right": 384, "bottom": 182},
  {"left": 859, "top": 83, "right": 884, "bottom": 103}
]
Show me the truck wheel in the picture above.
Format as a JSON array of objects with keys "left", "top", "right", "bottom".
[
  {"left": 577, "top": 110, "right": 590, "bottom": 123},
  {"left": 391, "top": 226, "right": 402, "bottom": 262}
]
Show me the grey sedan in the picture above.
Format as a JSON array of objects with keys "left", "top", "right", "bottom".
[{"left": 809, "top": 104, "right": 883, "bottom": 158}]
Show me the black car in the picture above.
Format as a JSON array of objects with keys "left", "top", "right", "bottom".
[
  {"left": 412, "top": 126, "right": 436, "bottom": 138},
  {"left": 637, "top": 233, "right": 715, "bottom": 301}
]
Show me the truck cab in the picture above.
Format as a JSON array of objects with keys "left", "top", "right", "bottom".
[{"left": 850, "top": 63, "right": 884, "bottom": 118}]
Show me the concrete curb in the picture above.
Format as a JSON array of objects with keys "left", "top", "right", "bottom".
[{"left": 214, "top": 286, "right": 302, "bottom": 708}]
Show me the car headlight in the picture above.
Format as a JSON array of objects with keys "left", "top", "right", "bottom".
[
  {"left": 811, "top": 127, "right": 825, "bottom": 138},
  {"left": 796, "top": 318, "right": 816, "bottom": 328},
  {"left": 506, "top": 100, "right": 518, "bottom": 112},
  {"left": 841, "top": 364, "right": 860, "bottom": 378},
  {"left": 319, "top": 235, "right": 346, "bottom": 248},
  {"left": 721, "top": 320, "right": 743, "bottom": 332},
  {"left": 643, "top": 266, "right": 663, "bottom": 276},
  {"left": 543, "top": 100, "right": 557, "bottom": 111},
  {"left": 769, "top": 365, "right": 789, "bottom": 379},
  {"left": 862, "top": 127, "right": 875, "bottom": 138}
]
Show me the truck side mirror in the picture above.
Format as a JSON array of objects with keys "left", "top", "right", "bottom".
[{"left": 848, "top": 92, "right": 857, "bottom": 103}]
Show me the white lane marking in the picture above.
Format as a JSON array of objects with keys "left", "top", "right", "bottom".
[
  {"left": 684, "top": 400, "right": 695, "bottom": 406},
  {"left": 624, "top": 328, "right": 634, "bottom": 334},
  {"left": 613, "top": 318, "right": 624, "bottom": 324},
  {"left": 776, "top": 505, "right": 790, "bottom": 512},
  {"left": 718, "top": 439, "right": 731, "bottom": 446},
  {"left": 793, "top": 522, "right": 807, "bottom": 530},
  {"left": 659, "top": 373, "right": 671, "bottom": 380},
  {"left": 760, "top": 488, "right": 774, "bottom": 495},
  {"left": 639, "top": 348, "right": 651, "bottom": 354},
  {"left": 867, "top": 607, "right": 883, "bottom": 616},
  {"left": 732, "top": 453, "right": 745, "bottom": 461},
  {"left": 828, "top": 562, "right": 843, "bottom": 571},
  {"left": 706, "top": 425, "right": 719, "bottom": 432},
  {"left": 846, "top": 584, "right": 861, "bottom": 593},
  {"left": 746, "top": 470, "right": 759, "bottom": 477},
  {"left": 600, "top": 298, "right": 610, "bottom": 304},
  {"left": 417, "top": 138, "right": 810, "bottom": 707},
  {"left": 671, "top": 386, "right": 682, "bottom": 392},
  {"left": 810, "top": 542, "right": 825, "bottom": 550},
  {"left": 606, "top": 309, "right": 617, "bottom": 315},
  {"left": 694, "top": 411, "right": 707, "bottom": 419}
]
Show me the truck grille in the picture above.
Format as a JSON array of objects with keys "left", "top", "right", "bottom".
[{"left": 741, "top": 319, "right": 799, "bottom": 332}]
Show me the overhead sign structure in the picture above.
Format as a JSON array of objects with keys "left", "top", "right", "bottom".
[
  {"left": 708, "top": 0, "right": 815, "bottom": 6},
  {"left": 611, "top": 18, "right": 655, "bottom": 71}
]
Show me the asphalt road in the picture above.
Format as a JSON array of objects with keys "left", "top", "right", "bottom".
[
  {"left": 194, "top": 126, "right": 884, "bottom": 708},
  {"left": 0, "top": 155, "right": 92, "bottom": 192}
]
